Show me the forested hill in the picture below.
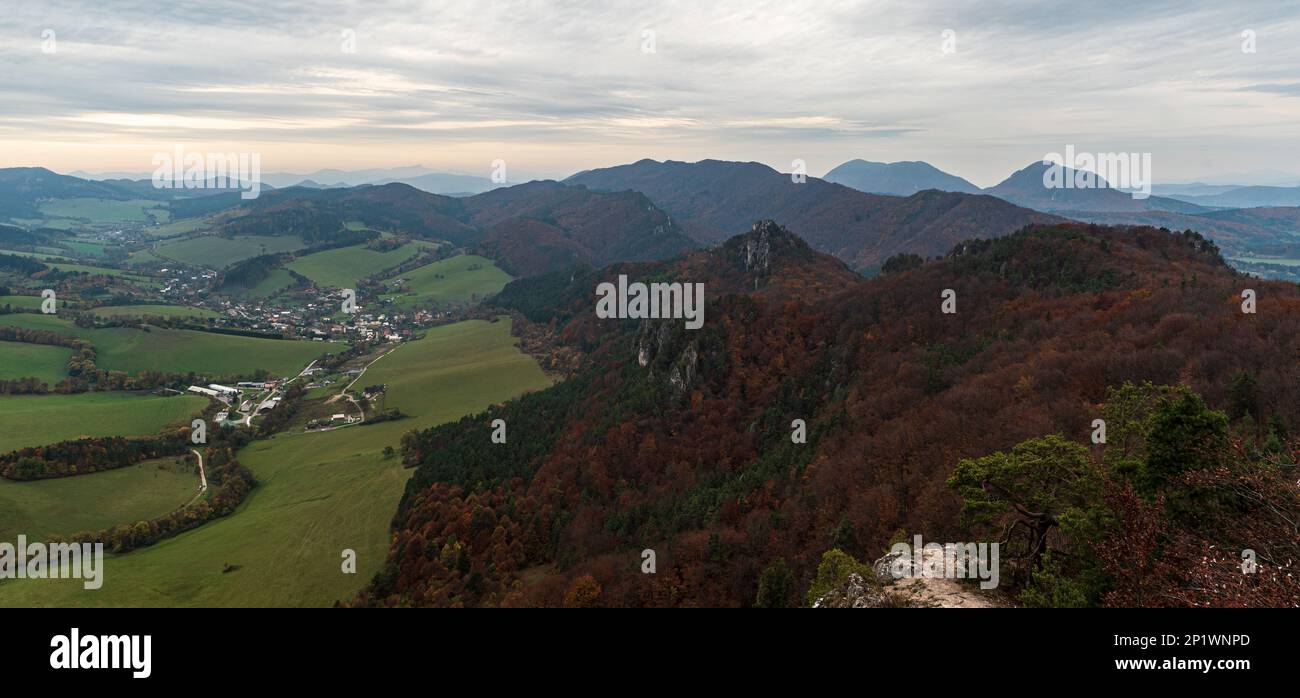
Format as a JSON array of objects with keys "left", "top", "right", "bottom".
[
  {"left": 195, "top": 181, "right": 698, "bottom": 276},
  {"left": 356, "top": 222, "right": 1300, "bottom": 608},
  {"left": 490, "top": 220, "right": 861, "bottom": 328}
]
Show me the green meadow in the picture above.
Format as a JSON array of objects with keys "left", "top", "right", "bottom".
[
  {"left": 36, "top": 198, "right": 161, "bottom": 224},
  {"left": 246, "top": 268, "right": 298, "bottom": 297},
  {"left": 91, "top": 304, "right": 221, "bottom": 320},
  {"left": 0, "top": 318, "right": 551, "bottom": 607},
  {"left": 0, "top": 457, "right": 199, "bottom": 541},
  {"left": 0, "top": 340, "right": 71, "bottom": 384},
  {"left": 0, "top": 314, "right": 331, "bottom": 376},
  {"left": 0, "top": 252, "right": 64, "bottom": 262},
  {"left": 0, "top": 295, "right": 47, "bottom": 311},
  {"left": 43, "top": 262, "right": 152, "bottom": 282},
  {"left": 155, "top": 234, "right": 306, "bottom": 268},
  {"left": 126, "top": 249, "right": 166, "bottom": 266},
  {"left": 61, "top": 239, "right": 116, "bottom": 258},
  {"left": 146, "top": 217, "right": 210, "bottom": 238},
  {"left": 286, "top": 241, "right": 435, "bottom": 289},
  {"left": 380, "top": 254, "right": 512, "bottom": 309},
  {"left": 0, "top": 392, "right": 209, "bottom": 453}
]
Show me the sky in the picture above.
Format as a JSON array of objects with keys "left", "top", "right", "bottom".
[{"left": 1, "top": 0, "right": 1299, "bottom": 186}]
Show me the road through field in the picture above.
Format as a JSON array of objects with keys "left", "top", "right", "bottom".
[{"left": 193, "top": 449, "right": 207, "bottom": 492}]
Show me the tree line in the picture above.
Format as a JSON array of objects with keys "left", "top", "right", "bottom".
[{"left": 0, "top": 435, "right": 191, "bottom": 480}]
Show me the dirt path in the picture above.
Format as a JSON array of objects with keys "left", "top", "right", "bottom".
[
  {"left": 192, "top": 448, "right": 207, "bottom": 492},
  {"left": 178, "top": 449, "right": 208, "bottom": 508},
  {"left": 286, "top": 359, "right": 318, "bottom": 386}
]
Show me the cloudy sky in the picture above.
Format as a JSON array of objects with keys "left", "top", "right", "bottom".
[{"left": 2, "top": 0, "right": 1298, "bottom": 186}]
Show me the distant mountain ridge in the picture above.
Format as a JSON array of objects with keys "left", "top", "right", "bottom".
[
  {"left": 1164, "top": 185, "right": 1300, "bottom": 209},
  {"left": 71, "top": 165, "right": 510, "bottom": 196},
  {"left": 823, "top": 159, "right": 980, "bottom": 196},
  {"left": 982, "top": 161, "right": 1208, "bottom": 214},
  {"left": 565, "top": 158, "right": 1061, "bottom": 271},
  {"left": 10, "top": 160, "right": 1300, "bottom": 279}
]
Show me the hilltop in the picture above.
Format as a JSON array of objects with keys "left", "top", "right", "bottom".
[{"left": 824, "top": 159, "right": 981, "bottom": 196}]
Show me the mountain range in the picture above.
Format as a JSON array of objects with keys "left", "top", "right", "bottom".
[
  {"left": 820, "top": 159, "right": 1300, "bottom": 211},
  {"left": 7, "top": 158, "right": 1300, "bottom": 279},
  {"left": 566, "top": 159, "right": 1062, "bottom": 270},
  {"left": 74, "top": 165, "right": 517, "bottom": 196},
  {"left": 1162, "top": 186, "right": 1300, "bottom": 209}
]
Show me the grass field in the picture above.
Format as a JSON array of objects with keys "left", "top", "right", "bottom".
[
  {"left": 0, "top": 314, "right": 80, "bottom": 333},
  {"left": 380, "top": 254, "right": 511, "bottom": 309},
  {"left": 125, "top": 249, "right": 166, "bottom": 266},
  {"left": 155, "top": 234, "right": 306, "bottom": 268},
  {"left": 146, "top": 217, "right": 210, "bottom": 238},
  {"left": 0, "top": 251, "right": 63, "bottom": 261},
  {"left": 0, "top": 317, "right": 551, "bottom": 607},
  {"left": 286, "top": 241, "right": 434, "bottom": 289},
  {"left": 0, "top": 456, "right": 199, "bottom": 541},
  {"left": 0, "top": 295, "right": 46, "bottom": 310},
  {"left": 0, "top": 392, "right": 209, "bottom": 454},
  {"left": 0, "top": 314, "right": 331, "bottom": 376},
  {"left": 0, "top": 340, "right": 71, "bottom": 384},
  {"left": 61, "top": 240, "right": 111, "bottom": 258},
  {"left": 42, "top": 262, "right": 154, "bottom": 284},
  {"left": 36, "top": 198, "right": 159, "bottom": 224},
  {"left": 91, "top": 304, "right": 221, "bottom": 320},
  {"left": 243, "top": 268, "right": 298, "bottom": 297}
]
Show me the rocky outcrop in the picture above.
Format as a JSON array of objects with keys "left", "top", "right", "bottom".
[
  {"left": 635, "top": 320, "right": 672, "bottom": 368},
  {"left": 813, "top": 549, "right": 1003, "bottom": 608},
  {"left": 635, "top": 320, "right": 699, "bottom": 397},
  {"left": 741, "top": 221, "right": 776, "bottom": 274},
  {"left": 812, "top": 573, "right": 927, "bottom": 608},
  {"left": 667, "top": 340, "right": 698, "bottom": 395}
]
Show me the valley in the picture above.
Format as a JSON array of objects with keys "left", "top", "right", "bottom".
[
  {"left": 0, "top": 314, "right": 333, "bottom": 376},
  {"left": 0, "top": 317, "right": 551, "bottom": 607}
]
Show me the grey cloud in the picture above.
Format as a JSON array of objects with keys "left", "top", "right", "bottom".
[{"left": 0, "top": 0, "right": 1296, "bottom": 182}]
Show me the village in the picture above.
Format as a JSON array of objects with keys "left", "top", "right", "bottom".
[{"left": 153, "top": 266, "right": 450, "bottom": 344}]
